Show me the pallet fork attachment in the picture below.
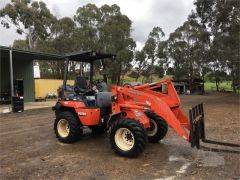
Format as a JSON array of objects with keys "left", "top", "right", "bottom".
[{"left": 189, "top": 103, "right": 240, "bottom": 149}]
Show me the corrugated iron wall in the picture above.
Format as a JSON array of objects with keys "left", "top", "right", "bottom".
[
  {"left": 13, "top": 59, "right": 35, "bottom": 102},
  {"left": 35, "top": 79, "right": 74, "bottom": 98},
  {"left": 1, "top": 57, "right": 34, "bottom": 102},
  {"left": 0, "top": 56, "right": 11, "bottom": 93}
]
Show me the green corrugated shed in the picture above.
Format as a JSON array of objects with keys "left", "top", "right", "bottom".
[
  {"left": 0, "top": 56, "right": 10, "bottom": 93},
  {"left": 13, "top": 59, "right": 35, "bottom": 102},
  {"left": 0, "top": 56, "right": 34, "bottom": 102},
  {"left": 0, "top": 46, "right": 63, "bottom": 103}
]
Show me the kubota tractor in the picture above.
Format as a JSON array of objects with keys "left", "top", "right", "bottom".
[{"left": 53, "top": 51, "right": 240, "bottom": 157}]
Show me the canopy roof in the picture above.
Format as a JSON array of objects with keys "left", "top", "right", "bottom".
[
  {"left": 65, "top": 51, "right": 115, "bottom": 62},
  {"left": 0, "top": 46, "right": 115, "bottom": 62}
]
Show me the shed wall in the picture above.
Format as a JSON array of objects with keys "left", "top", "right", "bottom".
[
  {"left": 13, "top": 59, "right": 35, "bottom": 102},
  {"left": 0, "top": 57, "right": 11, "bottom": 93}
]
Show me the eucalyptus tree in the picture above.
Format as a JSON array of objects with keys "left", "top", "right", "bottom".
[
  {"left": 167, "top": 17, "right": 210, "bottom": 91},
  {"left": 143, "top": 27, "right": 165, "bottom": 82},
  {"left": 194, "top": 0, "right": 240, "bottom": 92},
  {"left": 134, "top": 50, "right": 147, "bottom": 82},
  {"left": 74, "top": 4, "right": 136, "bottom": 84},
  {"left": 0, "top": 0, "right": 56, "bottom": 49}
]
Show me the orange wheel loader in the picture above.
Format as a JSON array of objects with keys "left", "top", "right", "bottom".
[{"left": 53, "top": 51, "right": 240, "bottom": 158}]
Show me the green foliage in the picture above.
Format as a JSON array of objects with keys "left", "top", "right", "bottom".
[
  {"left": 194, "top": 0, "right": 240, "bottom": 92},
  {"left": 142, "top": 27, "right": 165, "bottom": 82},
  {"left": 0, "top": 0, "right": 56, "bottom": 48},
  {"left": 167, "top": 16, "right": 210, "bottom": 89},
  {"left": 13, "top": 39, "right": 28, "bottom": 49},
  {"left": 153, "top": 65, "right": 164, "bottom": 78},
  {"left": 1, "top": 0, "right": 238, "bottom": 92},
  {"left": 204, "top": 81, "right": 236, "bottom": 92},
  {"left": 133, "top": 50, "right": 147, "bottom": 81},
  {"left": 73, "top": 4, "right": 135, "bottom": 84}
]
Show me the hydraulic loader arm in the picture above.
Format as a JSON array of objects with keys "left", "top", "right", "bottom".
[
  {"left": 112, "top": 85, "right": 190, "bottom": 141},
  {"left": 133, "top": 80, "right": 190, "bottom": 130},
  {"left": 113, "top": 80, "right": 240, "bottom": 149},
  {"left": 133, "top": 80, "right": 240, "bottom": 149}
]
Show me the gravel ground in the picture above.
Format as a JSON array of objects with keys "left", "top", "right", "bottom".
[{"left": 0, "top": 92, "right": 239, "bottom": 179}]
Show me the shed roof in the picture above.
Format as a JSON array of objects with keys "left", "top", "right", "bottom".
[
  {"left": 0, "top": 46, "right": 63, "bottom": 61},
  {"left": 0, "top": 46, "right": 115, "bottom": 62}
]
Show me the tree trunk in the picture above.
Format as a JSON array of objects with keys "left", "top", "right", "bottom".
[
  {"left": 150, "top": 58, "right": 154, "bottom": 83},
  {"left": 202, "top": 74, "right": 205, "bottom": 94},
  {"left": 116, "top": 63, "right": 122, "bottom": 85},
  {"left": 135, "top": 74, "right": 139, "bottom": 82},
  {"left": 216, "top": 80, "right": 219, "bottom": 92},
  {"left": 101, "top": 60, "right": 108, "bottom": 83},
  {"left": 103, "top": 74, "right": 108, "bottom": 83}
]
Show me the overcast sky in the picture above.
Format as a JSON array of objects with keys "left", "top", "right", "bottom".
[{"left": 0, "top": 0, "right": 195, "bottom": 49}]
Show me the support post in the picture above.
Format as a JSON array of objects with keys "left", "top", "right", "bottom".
[
  {"left": 9, "top": 47, "right": 14, "bottom": 100},
  {"left": 62, "top": 58, "right": 69, "bottom": 99}
]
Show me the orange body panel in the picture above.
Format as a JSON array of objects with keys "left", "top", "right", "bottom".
[
  {"left": 58, "top": 100, "right": 100, "bottom": 126},
  {"left": 75, "top": 108, "right": 100, "bottom": 125},
  {"left": 124, "top": 109, "right": 150, "bottom": 128},
  {"left": 59, "top": 100, "right": 86, "bottom": 109}
]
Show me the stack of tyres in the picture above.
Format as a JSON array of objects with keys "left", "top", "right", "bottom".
[{"left": 12, "top": 96, "right": 24, "bottom": 112}]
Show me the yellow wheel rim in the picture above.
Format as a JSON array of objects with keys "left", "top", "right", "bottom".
[
  {"left": 115, "top": 128, "right": 135, "bottom": 151},
  {"left": 57, "top": 119, "right": 70, "bottom": 138}
]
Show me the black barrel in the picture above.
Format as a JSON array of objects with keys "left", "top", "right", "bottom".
[{"left": 12, "top": 96, "right": 24, "bottom": 112}]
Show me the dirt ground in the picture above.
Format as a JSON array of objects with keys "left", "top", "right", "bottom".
[{"left": 0, "top": 92, "right": 239, "bottom": 180}]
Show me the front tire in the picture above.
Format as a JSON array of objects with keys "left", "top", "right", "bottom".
[
  {"left": 54, "top": 111, "right": 82, "bottom": 143},
  {"left": 109, "top": 118, "right": 147, "bottom": 158},
  {"left": 145, "top": 111, "right": 168, "bottom": 143}
]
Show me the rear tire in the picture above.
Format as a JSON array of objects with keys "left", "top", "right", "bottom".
[
  {"left": 109, "top": 118, "right": 147, "bottom": 158},
  {"left": 54, "top": 111, "right": 82, "bottom": 143},
  {"left": 145, "top": 111, "right": 168, "bottom": 143}
]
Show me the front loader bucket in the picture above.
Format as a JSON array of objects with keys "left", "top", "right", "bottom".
[{"left": 189, "top": 103, "right": 240, "bottom": 149}]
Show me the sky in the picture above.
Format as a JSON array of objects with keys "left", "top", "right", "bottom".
[{"left": 0, "top": 0, "right": 195, "bottom": 49}]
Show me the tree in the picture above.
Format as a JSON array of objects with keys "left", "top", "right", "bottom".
[
  {"left": 134, "top": 50, "right": 147, "bottom": 82},
  {"left": 157, "top": 40, "right": 168, "bottom": 73},
  {"left": 0, "top": 0, "right": 56, "bottom": 49},
  {"left": 36, "top": 17, "right": 77, "bottom": 79},
  {"left": 74, "top": 4, "right": 136, "bottom": 84},
  {"left": 143, "top": 27, "right": 165, "bottom": 82},
  {"left": 13, "top": 39, "right": 28, "bottom": 49},
  {"left": 194, "top": 0, "right": 240, "bottom": 92},
  {"left": 74, "top": 4, "right": 100, "bottom": 51},
  {"left": 204, "top": 70, "right": 229, "bottom": 91},
  {"left": 167, "top": 16, "right": 210, "bottom": 91}
]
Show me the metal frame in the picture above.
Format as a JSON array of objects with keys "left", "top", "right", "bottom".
[
  {"left": 60, "top": 53, "right": 115, "bottom": 99},
  {"left": 9, "top": 48, "right": 14, "bottom": 98},
  {"left": 61, "top": 58, "right": 69, "bottom": 99},
  {"left": 189, "top": 103, "right": 240, "bottom": 148}
]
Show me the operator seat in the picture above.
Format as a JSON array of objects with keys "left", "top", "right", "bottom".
[
  {"left": 95, "top": 92, "right": 112, "bottom": 115},
  {"left": 73, "top": 76, "right": 95, "bottom": 106},
  {"left": 74, "top": 76, "right": 88, "bottom": 90},
  {"left": 74, "top": 76, "right": 94, "bottom": 95}
]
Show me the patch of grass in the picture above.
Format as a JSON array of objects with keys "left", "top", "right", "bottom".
[{"left": 204, "top": 81, "right": 233, "bottom": 92}]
